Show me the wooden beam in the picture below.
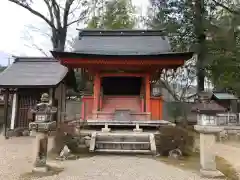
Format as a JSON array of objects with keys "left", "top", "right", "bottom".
[
  {"left": 145, "top": 74, "right": 151, "bottom": 113},
  {"left": 93, "top": 72, "right": 100, "bottom": 113},
  {"left": 100, "top": 72, "right": 146, "bottom": 77},
  {"left": 3, "top": 89, "right": 9, "bottom": 139},
  {"left": 62, "top": 58, "right": 184, "bottom": 66}
]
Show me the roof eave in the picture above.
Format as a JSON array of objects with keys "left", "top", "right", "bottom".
[
  {"left": 0, "top": 85, "right": 58, "bottom": 89},
  {"left": 76, "top": 29, "right": 167, "bottom": 36},
  {"left": 51, "top": 51, "right": 194, "bottom": 60}
]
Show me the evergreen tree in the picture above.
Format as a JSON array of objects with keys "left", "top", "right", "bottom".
[{"left": 87, "top": 0, "right": 136, "bottom": 29}]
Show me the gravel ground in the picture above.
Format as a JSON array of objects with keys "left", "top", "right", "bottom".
[
  {"left": 0, "top": 136, "right": 224, "bottom": 180},
  {"left": 215, "top": 142, "right": 240, "bottom": 177}
]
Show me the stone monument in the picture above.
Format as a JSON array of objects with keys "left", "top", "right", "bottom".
[
  {"left": 192, "top": 92, "right": 225, "bottom": 178},
  {"left": 29, "top": 93, "right": 57, "bottom": 173}
]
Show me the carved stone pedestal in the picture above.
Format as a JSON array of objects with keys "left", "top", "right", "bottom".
[
  {"left": 29, "top": 121, "right": 56, "bottom": 173},
  {"left": 32, "top": 132, "right": 48, "bottom": 172},
  {"left": 194, "top": 125, "right": 225, "bottom": 178}
]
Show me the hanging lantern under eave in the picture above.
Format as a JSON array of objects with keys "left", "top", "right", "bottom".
[{"left": 152, "top": 83, "right": 162, "bottom": 97}]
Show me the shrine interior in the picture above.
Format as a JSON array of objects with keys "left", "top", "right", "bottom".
[{"left": 101, "top": 77, "right": 142, "bottom": 96}]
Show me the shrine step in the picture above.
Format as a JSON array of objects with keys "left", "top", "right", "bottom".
[
  {"left": 95, "top": 149, "right": 152, "bottom": 154},
  {"left": 96, "top": 141, "right": 150, "bottom": 145},
  {"left": 89, "top": 132, "right": 156, "bottom": 155}
]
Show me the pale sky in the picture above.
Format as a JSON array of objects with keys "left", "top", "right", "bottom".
[{"left": 0, "top": 0, "right": 149, "bottom": 65}]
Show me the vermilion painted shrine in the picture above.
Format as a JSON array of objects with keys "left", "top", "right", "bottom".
[{"left": 51, "top": 29, "right": 193, "bottom": 124}]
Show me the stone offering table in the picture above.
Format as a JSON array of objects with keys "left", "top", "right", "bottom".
[{"left": 29, "top": 93, "right": 57, "bottom": 173}]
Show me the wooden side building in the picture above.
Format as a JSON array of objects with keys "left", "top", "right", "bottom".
[{"left": 0, "top": 57, "right": 75, "bottom": 131}]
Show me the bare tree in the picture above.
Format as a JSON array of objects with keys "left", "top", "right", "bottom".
[
  {"left": 21, "top": 29, "right": 49, "bottom": 57},
  {"left": 160, "top": 56, "right": 197, "bottom": 102},
  {"left": 8, "top": 0, "right": 90, "bottom": 51}
]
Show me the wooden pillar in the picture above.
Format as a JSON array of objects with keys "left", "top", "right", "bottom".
[
  {"left": 145, "top": 74, "right": 151, "bottom": 113},
  {"left": 49, "top": 88, "right": 53, "bottom": 105},
  {"left": 93, "top": 72, "right": 100, "bottom": 112},
  {"left": 3, "top": 89, "right": 9, "bottom": 139},
  {"left": 10, "top": 92, "right": 17, "bottom": 130}
]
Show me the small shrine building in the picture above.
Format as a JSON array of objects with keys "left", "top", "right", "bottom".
[{"left": 52, "top": 29, "right": 193, "bottom": 124}]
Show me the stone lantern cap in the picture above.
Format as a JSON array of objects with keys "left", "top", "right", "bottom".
[{"left": 191, "top": 91, "right": 226, "bottom": 114}]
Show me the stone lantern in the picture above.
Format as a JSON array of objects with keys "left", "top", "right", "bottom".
[
  {"left": 192, "top": 92, "right": 226, "bottom": 126},
  {"left": 191, "top": 92, "right": 225, "bottom": 178},
  {"left": 29, "top": 93, "right": 57, "bottom": 173}
]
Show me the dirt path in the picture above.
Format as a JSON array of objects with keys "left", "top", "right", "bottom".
[{"left": 0, "top": 136, "right": 222, "bottom": 180}]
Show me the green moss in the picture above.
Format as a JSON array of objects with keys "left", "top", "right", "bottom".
[
  {"left": 155, "top": 154, "right": 239, "bottom": 180},
  {"left": 216, "top": 156, "right": 239, "bottom": 180}
]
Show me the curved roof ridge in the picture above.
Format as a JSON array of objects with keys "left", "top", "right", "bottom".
[
  {"left": 14, "top": 57, "right": 57, "bottom": 63},
  {"left": 77, "top": 29, "right": 166, "bottom": 37}
]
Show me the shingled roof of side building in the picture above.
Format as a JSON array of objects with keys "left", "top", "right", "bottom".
[{"left": 0, "top": 57, "right": 74, "bottom": 88}]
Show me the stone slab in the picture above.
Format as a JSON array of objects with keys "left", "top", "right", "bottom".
[
  {"left": 133, "top": 128, "right": 143, "bottom": 132},
  {"left": 200, "top": 169, "right": 225, "bottom": 178},
  {"left": 149, "top": 134, "right": 157, "bottom": 155},
  {"left": 32, "top": 166, "right": 48, "bottom": 173},
  {"left": 89, "top": 132, "right": 96, "bottom": 152},
  {"left": 102, "top": 128, "right": 111, "bottom": 132}
]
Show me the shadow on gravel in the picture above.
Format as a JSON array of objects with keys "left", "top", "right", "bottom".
[{"left": 19, "top": 165, "right": 64, "bottom": 180}]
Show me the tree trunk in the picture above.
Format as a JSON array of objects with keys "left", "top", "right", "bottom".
[
  {"left": 51, "top": 28, "right": 67, "bottom": 52},
  {"left": 194, "top": 0, "right": 206, "bottom": 93}
]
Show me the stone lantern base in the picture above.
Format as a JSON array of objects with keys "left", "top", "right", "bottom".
[
  {"left": 194, "top": 125, "right": 225, "bottom": 178},
  {"left": 29, "top": 121, "right": 56, "bottom": 173}
]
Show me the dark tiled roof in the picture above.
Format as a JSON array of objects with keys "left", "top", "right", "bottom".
[
  {"left": 0, "top": 57, "right": 68, "bottom": 87},
  {"left": 212, "top": 93, "right": 238, "bottom": 100},
  {"left": 73, "top": 29, "right": 172, "bottom": 55},
  {"left": 191, "top": 101, "right": 226, "bottom": 114}
]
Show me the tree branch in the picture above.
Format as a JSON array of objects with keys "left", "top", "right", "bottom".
[
  {"left": 67, "top": 11, "right": 87, "bottom": 26},
  {"left": 22, "top": 31, "right": 49, "bottom": 57},
  {"left": 51, "top": 0, "right": 62, "bottom": 28},
  {"left": 63, "top": 0, "right": 75, "bottom": 28},
  {"left": 160, "top": 79, "right": 180, "bottom": 101},
  {"left": 68, "top": 0, "right": 82, "bottom": 15},
  {"left": 212, "top": 0, "right": 240, "bottom": 15},
  {"left": 43, "top": 0, "right": 55, "bottom": 27},
  {"left": 24, "top": 24, "right": 51, "bottom": 38},
  {"left": 8, "top": 0, "right": 56, "bottom": 29}
]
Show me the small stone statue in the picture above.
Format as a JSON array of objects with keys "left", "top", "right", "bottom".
[
  {"left": 59, "top": 145, "right": 71, "bottom": 160},
  {"left": 168, "top": 148, "right": 182, "bottom": 160},
  {"left": 219, "top": 130, "right": 228, "bottom": 142}
]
